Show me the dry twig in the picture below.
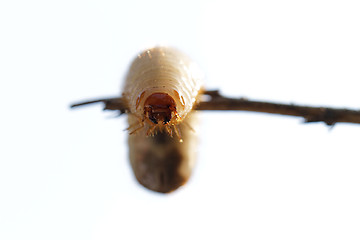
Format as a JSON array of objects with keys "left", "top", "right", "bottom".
[{"left": 70, "top": 90, "right": 360, "bottom": 126}]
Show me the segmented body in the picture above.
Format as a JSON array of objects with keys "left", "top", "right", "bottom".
[
  {"left": 122, "top": 47, "right": 203, "bottom": 122},
  {"left": 122, "top": 47, "right": 203, "bottom": 193}
]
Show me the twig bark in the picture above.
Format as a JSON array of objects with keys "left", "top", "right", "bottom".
[
  {"left": 71, "top": 97, "right": 127, "bottom": 113},
  {"left": 199, "top": 90, "right": 360, "bottom": 125},
  {"left": 70, "top": 90, "right": 360, "bottom": 126}
]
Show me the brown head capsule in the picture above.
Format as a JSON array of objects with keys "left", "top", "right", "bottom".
[{"left": 144, "top": 93, "right": 177, "bottom": 125}]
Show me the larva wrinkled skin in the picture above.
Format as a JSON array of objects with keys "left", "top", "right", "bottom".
[
  {"left": 122, "top": 47, "right": 203, "bottom": 193},
  {"left": 128, "top": 113, "right": 198, "bottom": 193}
]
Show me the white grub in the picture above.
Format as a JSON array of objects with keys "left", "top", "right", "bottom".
[{"left": 122, "top": 47, "right": 203, "bottom": 193}]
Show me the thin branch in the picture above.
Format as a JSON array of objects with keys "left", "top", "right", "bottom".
[
  {"left": 70, "top": 90, "right": 360, "bottom": 126},
  {"left": 198, "top": 90, "right": 360, "bottom": 125},
  {"left": 70, "top": 97, "right": 127, "bottom": 113}
]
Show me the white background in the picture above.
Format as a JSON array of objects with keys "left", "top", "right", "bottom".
[{"left": 1, "top": 0, "right": 360, "bottom": 239}]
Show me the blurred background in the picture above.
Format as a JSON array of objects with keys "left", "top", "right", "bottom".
[{"left": 1, "top": 0, "right": 360, "bottom": 239}]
